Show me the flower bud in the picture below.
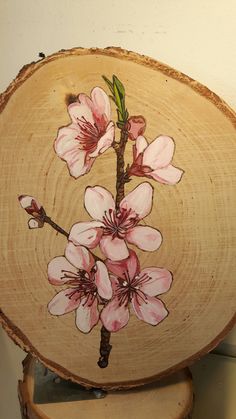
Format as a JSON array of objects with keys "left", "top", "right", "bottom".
[
  {"left": 126, "top": 116, "right": 146, "bottom": 141},
  {"left": 18, "top": 195, "right": 45, "bottom": 218},
  {"left": 28, "top": 218, "right": 44, "bottom": 229}
]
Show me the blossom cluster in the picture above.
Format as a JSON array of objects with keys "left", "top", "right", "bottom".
[{"left": 19, "top": 82, "right": 183, "bottom": 336}]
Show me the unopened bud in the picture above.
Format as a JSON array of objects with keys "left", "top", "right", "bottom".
[
  {"left": 126, "top": 116, "right": 146, "bottom": 141},
  {"left": 18, "top": 195, "right": 45, "bottom": 218},
  {"left": 28, "top": 218, "right": 44, "bottom": 229}
]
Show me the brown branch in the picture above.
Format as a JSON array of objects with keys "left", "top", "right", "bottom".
[
  {"left": 115, "top": 126, "right": 129, "bottom": 208},
  {"left": 97, "top": 326, "right": 112, "bottom": 368},
  {"left": 97, "top": 126, "right": 129, "bottom": 369},
  {"left": 44, "top": 216, "right": 69, "bottom": 238}
]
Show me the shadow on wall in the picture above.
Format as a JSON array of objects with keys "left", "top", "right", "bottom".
[
  {"left": 0, "top": 328, "right": 25, "bottom": 419},
  {"left": 191, "top": 353, "right": 235, "bottom": 419}
]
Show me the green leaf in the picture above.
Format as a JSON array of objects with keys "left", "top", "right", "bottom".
[
  {"left": 117, "top": 121, "right": 125, "bottom": 129},
  {"left": 113, "top": 82, "right": 123, "bottom": 115},
  {"left": 124, "top": 109, "right": 129, "bottom": 120},
  {"left": 113, "top": 75, "right": 125, "bottom": 98},
  {"left": 102, "top": 75, "right": 114, "bottom": 95},
  {"left": 117, "top": 109, "right": 123, "bottom": 121}
]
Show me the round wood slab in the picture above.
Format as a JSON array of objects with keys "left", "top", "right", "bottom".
[
  {"left": 18, "top": 356, "right": 193, "bottom": 419},
  {"left": 0, "top": 47, "right": 235, "bottom": 389}
]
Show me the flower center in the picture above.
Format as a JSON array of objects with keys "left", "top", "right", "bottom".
[
  {"left": 76, "top": 116, "right": 103, "bottom": 151},
  {"left": 116, "top": 271, "right": 148, "bottom": 307},
  {"left": 61, "top": 268, "right": 97, "bottom": 306},
  {"left": 102, "top": 208, "right": 139, "bottom": 239}
]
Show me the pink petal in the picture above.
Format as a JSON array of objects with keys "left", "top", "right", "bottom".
[
  {"left": 109, "top": 275, "right": 121, "bottom": 293},
  {"left": 89, "top": 121, "right": 115, "bottom": 158},
  {"left": 132, "top": 294, "right": 168, "bottom": 325},
  {"left": 150, "top": 164, "right": 184, "bottom": 185},
  {"left": 126, "top": 226, "right": 162, "bottom": 251},
  {"left": 138, "top": 268, "right": 172, "bottom": 296},
  {"left": 75, "top": 297, "right": 99, "bottom": 333},
  {"left": 69, "top": 221, "right": 104, "bottom": 248},
  {"left": 84, "top": 186, "right": 115, "bottom": 221},
  {"left": 68, "top": 101, "right": 94, "bottom": 124},
  {"left": 105, "top": 249, "right": 140, "bottom": 280},
  {"left": 100, "top": 298, "right": 130, "bottom": 332},
  {"left": 48, "top": 289, "right": 81, "bottom": 315},
  {"left": 94, "top": 261, "right": 112, "bottom": 300},
  {"left": 65, "top": 242, "right": 94, "bottom": 272},
  {"left": 54, "top": 125, "right": 92, "bottom": 178},
  {"left": 134, "top": 135, "right": 148, "bottom": 158},
  {"left": 48, "top": 256, "right": 78, "bottom": 285},
  {"left": 143, "top": 135, "right": 175, "bottom": 169},
  {"left": 119, "top": 182, "right": 153, "bottom": 220},
  {"left": 99, "top": 235, "right": 129, "bottom": 261},
  {"left": 91, "top": 87, "right": 111, "bottom": 121}
]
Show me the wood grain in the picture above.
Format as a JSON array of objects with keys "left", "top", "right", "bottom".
[
  {"left": 18, "top": 355, "right": 193, "bottom": 419},
  {"left": 0, "top": 47, "right": 235, "bottom": 389}
]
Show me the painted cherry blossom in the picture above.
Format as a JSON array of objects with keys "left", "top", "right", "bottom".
[
  {"left": 54, "top": 87, "right": 115, "bottom": 178},
  {"left": 100, "top": 250, "right": 172, "bottom": 332},
  {"left": 69, "top": 182, "right": 162, "bottom": 261},
  {"left": 129, "top": 135, "right": 184, "bottom": 185},
  {"left": 47, "top": 242, "right": 112, "bottom": 333}
]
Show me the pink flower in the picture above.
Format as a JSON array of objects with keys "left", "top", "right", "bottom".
[
  {"left": 126, "top": 115, "right": 146, "bottom": 140},
  {"left": 100, "top": 250, "right": 172, "bottom": 332},
  {"left": 47, "top": 242, "right": 112, "bottom": 333},
  {"left": 55, "top": 87, "right": 115, "bottom": 178},
  {"left": 129, "top": 135, "right": 184, "bottom": 185},
  {"left": 69, "top": 182, "right": 162, "bottom": 261}
]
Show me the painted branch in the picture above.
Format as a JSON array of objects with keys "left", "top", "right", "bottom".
[
  {"left": 44, "top": 216, "right": 69, "bottom": 238},
  {"left": 97, "top": 126, "right": 129, "bottom": 368},
  {"left": 115, "top": 127, "right": 129, "bottom": 208},
  {"left": 97, "top": 326, "right": 113, "bottom": 368}
]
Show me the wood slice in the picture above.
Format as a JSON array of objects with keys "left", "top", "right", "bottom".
[
  {"left": 18, "top": 355, "right": 193, "bottom": 419},
  {"left": 0, "top": 47, "right": 235, "bottom": 389}
]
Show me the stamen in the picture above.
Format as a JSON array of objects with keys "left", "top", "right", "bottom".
[
  {"left": 75, "top": 116, "right": 104, "bottom": 151},
  {"left": 102, "top": 208, "right": 139, "bottom": 239}
]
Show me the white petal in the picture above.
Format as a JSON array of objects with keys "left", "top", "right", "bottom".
[
  {"left": 139, "top": 267, "right": 173, "bottom": 296},
  {"left": 126, "top": 226, "right": 162, "bottom": 251},
  {"left": 100, "top": 236, "right": 129, "bottom": 261},
  {"left": 84, "top": 186, "right": 115, "bottom": 221},
  {"left": 89, "top": 122, "right": 115, "bottom": 158},
  {"left": 65, "top": 242, "right": 94, "bottom": 271},
  {"left": 94, "top": 261, "right": 112, "bottom": 300},
  {"left": 69, "top": 221, "right": 104, "bottom": 248},
  {"left": 150, "top": 165, "right": 184, "bottom": 185},
  {"left": 68, "top": 101, "right": 94, "bottom": 124},
  {"left": 48, "top": 256, "right": 78, "bottom": 285},
  {"left": 75, "top": 298, "right": 99, "bottom": 333},
  {"left": 48, "top": 289, "right": 81, "bottom": 315},
  {"left": 120, "top": 182, "right": 153, "bottom": 220},
  {"left": 135, "top": 136, "right": 148, "bottom": 157},
  {"left": 91, "top": 87, "right": 111, "bottom": 120},
  {"left": 132, "top": 295, "right": 168, "bottom": 326},
  {"left": 143, "top": 135, "right": 175, "bottom": 169}
]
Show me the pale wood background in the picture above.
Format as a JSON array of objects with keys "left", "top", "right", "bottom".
[{"left": 0, "top": 0, "right": 236, "bottom": 418}]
